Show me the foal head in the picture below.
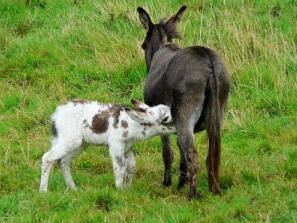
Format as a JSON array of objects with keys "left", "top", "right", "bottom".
[
  {"left": 127, "top": 99, "right": 173, "bottom": 127},
  {"left": 137, "top": 5, "right": 187, "bottom": 70}
]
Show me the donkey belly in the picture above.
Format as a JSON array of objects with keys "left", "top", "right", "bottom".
[
  {"left": 144, "top": 79, "right": 171, "bottom": 106},
  {"left": 194, "top": 113, "right": 206, "bottom": 132}
]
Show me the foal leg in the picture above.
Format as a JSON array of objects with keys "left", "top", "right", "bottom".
[
  {"left": 57, "top": 148, "right": 82, "bottom": 190},
  {"left": 40, "top": 145, "right": 70, "bottom": 192},
  {"left": 40, "top": 151, "right": 54, "bottom": 192},
  {"left": 39, "top": 139, "right": 82, "bottom": 192},
  {"left": 109, "top": 143, "right": 126, "bottom": 188},
  {"left": 161, "top": 135, "right": 174, "bottom": 186},
  {"left": 124, "top": 150, "right": 136, "bottom": 187}
]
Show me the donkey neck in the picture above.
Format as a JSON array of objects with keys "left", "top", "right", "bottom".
[
  {"left": 144, "top": 44, "right": 180, "bottom": 106},
  {"left": 147, "top": 44, "right": 180, "bottom": 77}
]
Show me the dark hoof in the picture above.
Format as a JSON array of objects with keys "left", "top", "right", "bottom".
[
  {"left": 211, "top": 188, "right": 222, "bottom": 195},
  {"left": 187, "top": 191, "right": 202, "bottom": 200},
  {"left": 163, "top": 178, "right": 172, "bottom": 187},
  {"left": 177, "top": 178, "right": 187, "bottom": 190},
  {"left": 209, "top": 184, "right": 222, "bottom": 195}
]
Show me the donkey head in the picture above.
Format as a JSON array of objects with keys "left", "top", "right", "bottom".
[
  {"left": 127, "top": 99, "right": 173, "bottom": 127},
  {"left": 137, "top": 5, "right": 187, "bottom": 70}
]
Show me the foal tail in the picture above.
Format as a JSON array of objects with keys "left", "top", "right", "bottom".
[{"left": 206, "top": 49, "right": 221, "bottom": 194}]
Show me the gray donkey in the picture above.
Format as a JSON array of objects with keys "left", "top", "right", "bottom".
[{"left": 137, "top": 5, "right": 230, "bottom": 199}]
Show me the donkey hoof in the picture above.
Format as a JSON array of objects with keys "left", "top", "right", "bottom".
[
  {"left": 162, "top": 178, "right": 172, "bottom": 187},
  {"left": 210, "top": 187, "right": 222, "bottom": 195},
  {"left": 177, "top": 177, "right": 187, "bottom": 190},
  {"left": 187, "top": 191, "right": 202, "bottom": 200},
  {"left": 209, "top": 183, "right": 221, "bottom": 195}
]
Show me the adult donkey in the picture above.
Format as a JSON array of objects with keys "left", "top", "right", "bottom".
[{"left": 137, "top": 5, "right": 230, "bottom": 198}]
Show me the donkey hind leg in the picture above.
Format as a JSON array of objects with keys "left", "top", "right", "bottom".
[
  {"left": 124, "top": 150, "right": 136, "bottom": 187},
  {"left": 175, "top": 120, "right": 198, "bottom": 199},
  {"left": 177, "top": 96, "right": 204, "bottom": 189},
  {"left": 177, "top": 139, "right": 187, "bottom": 190},
  {"left": 161, "top": 135, "right": 174, "bottom": 186},
  {"left": 172, "top": 94, "right": 204, "bottom": 199},
  {"left": 57, "top": 147, "right": 82, "bottom": 190}
]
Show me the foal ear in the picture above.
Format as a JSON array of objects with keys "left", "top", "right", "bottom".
[
  {"left": 137, "top": 7, "right": 153, "bottom": 30},
  {"left": 165, "top": 5, "right": 187, "bottom": 39},
  {"left": 126, "top": 110, "right": 146, "bottom": 123},
  {"left": 131, "top": 99, "right": 150, "bottom": 112}
]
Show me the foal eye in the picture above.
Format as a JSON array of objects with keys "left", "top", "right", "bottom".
[{"left": 162, "top": 116, "right": 169, "bottom": 122}]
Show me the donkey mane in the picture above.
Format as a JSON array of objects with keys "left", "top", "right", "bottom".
[{"left": 159, "top": 18, "right": 182, "bottom": 40}]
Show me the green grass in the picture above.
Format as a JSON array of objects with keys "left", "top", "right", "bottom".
[{"left": 0, "top": 0, "right": 297, "bottom": 222}]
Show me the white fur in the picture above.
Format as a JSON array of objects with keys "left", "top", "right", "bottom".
[{"left": 39, "top": 100, "right": 175, "bottom": 192}]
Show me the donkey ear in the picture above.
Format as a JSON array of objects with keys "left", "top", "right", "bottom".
[
  {"left": 168, "top": 5, "right": 187, "bottom": 23},
  {"left": 137, "top": 7, "right": 153, "bottom": 30},
  {"left": 165, "top": 5, "right": 187, "bottom": 39},
  {"left": 131, "top": 99, "right": 150, "bottom": 112}
]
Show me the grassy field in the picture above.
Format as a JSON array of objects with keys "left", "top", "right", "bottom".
[{"left": 0, "top": 0, "right": 296, "bottom": 222}]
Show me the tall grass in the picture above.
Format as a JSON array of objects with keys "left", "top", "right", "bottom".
[{"left": 0, "top": 0, "right": 296, "bottom": 222}]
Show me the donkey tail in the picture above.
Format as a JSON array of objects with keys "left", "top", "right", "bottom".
[{"left": 206, "top": 49, "right": 221, "bottom": 194}]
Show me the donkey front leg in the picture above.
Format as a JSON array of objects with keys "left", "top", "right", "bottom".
[{"left": 161, "top": 135, "right": 174, "bottom": 186}]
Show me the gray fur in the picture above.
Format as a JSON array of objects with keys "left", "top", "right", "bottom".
[{"left": 137, "top": 6, "right": 230, "bottom": 199}]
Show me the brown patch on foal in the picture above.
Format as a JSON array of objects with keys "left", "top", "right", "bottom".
[
  {"left": 110, "top": 105, "right": 123, "bottom": 128},
  {"left": 51, "top": 121, "right": 58, "bottom": 137},
  {"left": 121, "top": 120, "right": 128, "bottom": 128},
  {"left": 83, "top": 119, "right": 89, "bottom": 128},
  {"left": 141, "top": 123, "right": 154, "bottom": 127},
  {"left": 122, "top": 131, "right": 128, "bottom": 138},
  {"left": 72, "top": 99, "right": 88, "bottom": 105},
  {"left": 116, "top": 156, "right": 123, "bottom": 167},
  {"left": 91, "top": 110, "right": 110, "bottom": 134}
]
